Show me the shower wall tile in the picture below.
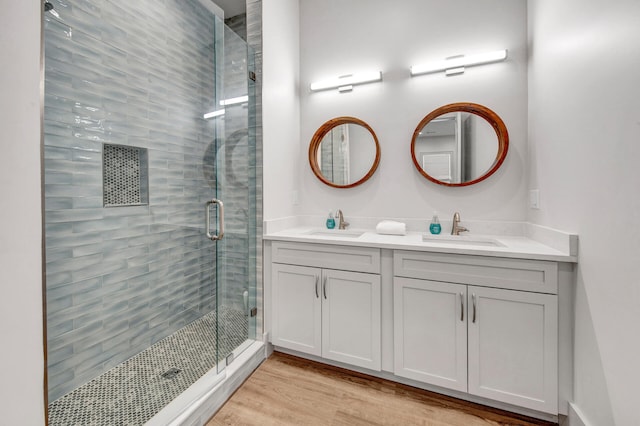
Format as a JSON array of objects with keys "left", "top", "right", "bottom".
[
  {"left": 46, "top": 231, "right": 103, "bottom": 251},
  {"left": 100, "top": 318, "right": 130, "bottom": 344},
  {"left": 72, "top": 197, "right": 103, "bottom": 210},
  {"left": 45, "top": 146, "right": 73, "bottom": 160},
  {"left": 48, "top": 370, "right": 75, "bottom": 400},
  {"left": 45, "top": 253, "right": 103, "bottom": 275},
  {"left": 101, "top": 265, "right": 150, "bottom": 287},
  {"left": 45, "top": 184, "right": 103, "bottom": 199},
  {"left": 47, "top": 295, "right": 74, "bottom": 313},
  {"left": 46, "top": 247, "right": 74, "bottom": 263},
  {"left": 45, "top": 171, "right": 74, "bottom": 185},
  {"left": 70, "top": 259, "right": 130, "bottom": 282},
  {"left": 70, "top": 322, "right": 107, "bottom": 353},
  {"left": 49, "top": 344, "right": 75, "bottom": 366},
  {"left": 47, "top": 271, "right": 74, "bottom": 289},
  {"left": 104, "top": 205, "right": 150, "bottom": 218},
  {"left": 43, "top": 159, "right": 73, "bottom": 173},
  {"left": 48, "top": 320, "right": 75, "bottom": 341},
  {"left": 71, "top": 217, "right": 127, "bottom": 233},
  {"left": 47, "top": 299, "right": 101, "bottom": 344},
  {"left": 48, "top": 277, "right": 102, "bottom": 302}
]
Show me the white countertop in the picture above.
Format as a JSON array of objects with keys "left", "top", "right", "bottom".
[{"left": 264, "top": 227, "right": 578, "bottom": 263}]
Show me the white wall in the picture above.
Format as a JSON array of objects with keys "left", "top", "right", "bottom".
[
  {"left": 528, "top": 1, "right": 640, "bottom": 425},
  {"left": 262, "top": 0, "right": 300, "bottom": 220},
  {"left": 297, "top": 0, "right": 528, "bottom": 224},
  {"left": 0, "top": 2, "right": 46, "bottom": 425}
]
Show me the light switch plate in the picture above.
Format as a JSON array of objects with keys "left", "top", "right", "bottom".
[{"left": 529, "top": 189, "right": 540, "bottom": 209}]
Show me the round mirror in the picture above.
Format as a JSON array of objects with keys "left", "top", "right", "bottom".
[
  {"left": 309, "top": 117, "right": 381, "bottom": 188},
  {"left": 411, "top": 103, "right": 508, "bottom": 187}
]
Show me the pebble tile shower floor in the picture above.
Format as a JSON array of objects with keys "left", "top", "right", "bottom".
[{"left": 48, "top": 308, "right": 248, "bottom": 426}]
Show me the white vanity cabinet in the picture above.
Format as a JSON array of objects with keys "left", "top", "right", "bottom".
[
  {"left": 467, "top": 285, "right": 557, "bottom": 413},
  {"left": 266, "top": 230, "right": 575, "bottom": 419},
  {"left": 271, "top": 242, "right": 382, "bottom": 371},
  {"left": 271, "top": 263, "right": 322, "bottom": 355},
  {"left": 393, "top": 278, "right": 468, "bottom": 392},
  {"left": 393, "top": 251, "right": 559, "bottom": 414}
]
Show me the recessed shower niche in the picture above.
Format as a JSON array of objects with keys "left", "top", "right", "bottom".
[{"left": 102, "top": 143, "right": 149, "bottom": 207}]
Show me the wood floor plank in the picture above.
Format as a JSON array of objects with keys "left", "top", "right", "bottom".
[{"left": 208, "top": 352, "right": 557, "bottom": 426}]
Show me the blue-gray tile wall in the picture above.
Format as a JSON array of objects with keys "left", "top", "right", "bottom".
[{"left": 43, "top": 0, "right": 258, "bottom": 402}]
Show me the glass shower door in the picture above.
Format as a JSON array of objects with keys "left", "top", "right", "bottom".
[{"left": 212, "top": 22, "right": 257, "bottom": 373}]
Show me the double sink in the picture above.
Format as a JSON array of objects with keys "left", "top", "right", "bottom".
[{"left": 304, "top": 229, "right": 504, "bottom": 248}]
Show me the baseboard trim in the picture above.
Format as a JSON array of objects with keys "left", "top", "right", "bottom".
[{"left": 568, "top": 403, "right": 590, "bottom": 426}]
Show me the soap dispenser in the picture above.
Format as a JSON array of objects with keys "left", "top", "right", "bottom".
[
  {"left": 429, "top": 212, "right": 442, "bottom": 235},
  {"left": 326, "top": 211, "right": 336, "bottom": 229}
]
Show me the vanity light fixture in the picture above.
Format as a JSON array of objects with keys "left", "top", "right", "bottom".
[
  {"left": 309, "top": 71, "right": 382, "bottom": 92},
  {"left": 410, "top": 49, "right": 508, "bottom": 77}
]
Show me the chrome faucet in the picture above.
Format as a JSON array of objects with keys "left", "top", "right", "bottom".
[
  {"left": 451, "top": 212, "right": 468, "bottom": 235},
  {"left": 337, "top": 209, "right": 349, "bottom": 230}
]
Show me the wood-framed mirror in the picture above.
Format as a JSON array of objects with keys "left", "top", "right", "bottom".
[
  {"left": 309, "top": 117, "right": 381, "bottom": 188},
  {"left": 411, "top": 103, "right": 509, "bottom": 187}
]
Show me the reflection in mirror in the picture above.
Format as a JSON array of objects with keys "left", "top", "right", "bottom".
[
  {"left": 318, "top": 124, "right": 376, "bottom": 185},
  {"left": 309, "top": 117, "right": 380, "bottom": 188},
  {"left": 415, "top": 112, "right": 498, "bottom": 183},
  {"left": 411, "top": 103, "right": 508, "bottom": 187}
]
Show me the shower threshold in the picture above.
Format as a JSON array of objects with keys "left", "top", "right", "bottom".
[{"left": 48, "top": 308, "right": 248, "bottom": 426}]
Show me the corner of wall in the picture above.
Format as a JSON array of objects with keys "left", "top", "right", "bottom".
[
  {"left": 262, "top": 0, "right": 301, "bottom": 221},
  {"left": 0, "top": 2, "right": 46, "bottom": 424}
]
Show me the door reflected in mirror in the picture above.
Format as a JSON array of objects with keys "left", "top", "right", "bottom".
[
  {"left": 309, "top": 117, "right": 381, "bottom": 188},
  {"left": 411, "top": 103, "right": 508, "bottom": 187},
  {"left": 416, "top": 112, "right": 498, "bottom": 184}
]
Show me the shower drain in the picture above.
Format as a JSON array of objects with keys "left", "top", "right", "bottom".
[{"left": 161, "top": 368, "right": 182, "bottom": 380}]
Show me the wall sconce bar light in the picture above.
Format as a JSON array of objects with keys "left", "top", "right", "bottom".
[
  {"left": 310, "top": 71, "right": 382, "bottom": 92},
  {"left": 410, "top": 49, "right": 507, "bottom": 77}
]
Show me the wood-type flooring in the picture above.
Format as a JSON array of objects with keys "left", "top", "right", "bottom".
[{"left": 208, "top": 352, "right": 557, "bottom": 426}]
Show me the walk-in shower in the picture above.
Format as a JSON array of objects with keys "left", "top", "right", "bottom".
[{"left": 42, "top": 1, "right": 258, "bottom": 424}]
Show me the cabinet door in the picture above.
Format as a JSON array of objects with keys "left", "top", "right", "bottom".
[
  {"left": 468, "top": 286, "right": 558, "bottom": 414},
  {"left": 322, "top": 269, "right": 381, "bottom": 371},
  {"left": 393, "top": 277, "right": 468, "bottom": 392},
  {"left": 271, "top": 264, "right": 322, "bottom": 356}
]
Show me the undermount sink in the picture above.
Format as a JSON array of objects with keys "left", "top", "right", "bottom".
[
  {"left": 422, "top": 234, "right": 505, "bottom": 247},
  {"left": 307, "top": 229, "right": 365, "bottom": 238}
]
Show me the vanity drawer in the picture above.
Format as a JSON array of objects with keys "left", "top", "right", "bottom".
[
  {"left": 272, "top": 241, "right": 380, "bottom": 274},
  {"left": 393, "top": 251, "right": 558, "bottom": 294}
]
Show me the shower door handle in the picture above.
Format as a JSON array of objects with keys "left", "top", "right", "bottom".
[{"left": 205, "top": 199, "right": 225, "bottom": 241}]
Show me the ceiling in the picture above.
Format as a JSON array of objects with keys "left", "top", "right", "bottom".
[{"left": 213, "top": 0, "right": 246, "bottom": 18}]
